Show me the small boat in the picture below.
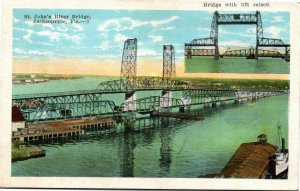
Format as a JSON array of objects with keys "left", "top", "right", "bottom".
[{"left": 269, "top": 121, "right": 288, "bottom": 178}]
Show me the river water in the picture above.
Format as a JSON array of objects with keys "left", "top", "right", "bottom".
[
  {"left": 11, "top": 77, "right": 288, "bottom": 177},
  {"left": 185, "top": 57, "right": 290, "bottom": 74}
]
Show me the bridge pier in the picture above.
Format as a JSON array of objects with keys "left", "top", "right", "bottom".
[
  {"left": 220, "top": 96, "right": 227, "bottom": 106},
  {"left": 212, "top": 102, "right": 218, "bottom": 108},
  {"left": 161, "top": 90, "right": 172, "bottom": 108},
  {"left": 180, "top": 96, "right": 192, "bottom": 112},
  {"left": 124, "top": 91, "right": 136, "bottom": 111},
  {"left": 234, "top": 99, "right": 241, "bottom": 104},
  {"left": 255, "top": 45, "right": 258, "bottom": 60},
  {"left": 204, "top": 97, "right": 212, "bottom": 108},
  {"left": 186, "top": 48, "right": 192, "bottom": 59}
]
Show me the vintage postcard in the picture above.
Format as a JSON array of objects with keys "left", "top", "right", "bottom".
[{"left": 0, "top": 0, "right": 299, "bottom": 190}]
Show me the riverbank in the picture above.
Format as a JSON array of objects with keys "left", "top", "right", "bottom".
[
  {"left": 175, "top": 77, "right": 289, "bottom": 90},
  {"left": 12, "top": 74, "right": 289, "bottom": 91},
  {"left": 12, "top": 141, "right": 46, "bottom": 162}
]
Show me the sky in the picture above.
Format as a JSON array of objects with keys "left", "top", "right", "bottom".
[{"left": 13, "top": 9, "right": 290, "bottom": 61}]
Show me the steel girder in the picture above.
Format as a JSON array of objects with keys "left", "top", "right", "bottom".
[
  {"left": 13, "top": 93, "right": 104, "bottom": 110},
  {"left": 258, "top": 38, "right": 290, "bottom": 47},
  {"left": 163, "top": 45, "right": 176, "bottom": 80},
  {"left": 185, "top": 11, "right": 289, "bottom": 59},
  {"left": 120, "top": 38, "right": 137, "bottom": 79},
  {"left": 185, "top": 37, "right": 215, "bottom": 47},
  {"left": 221, "top": 48, "right": 283, "bottom": 58},
  {"left": 22, "top": 100, "right": 116, "bottom": 123},
  {"left": 97, "top": 77, "right": 189, "bottom": 91},
  {"left": 185, "top": 49, "right": 215, "bottom": 56},
  {"left": 120, "top": 96, "right": 184, "bottom": 113},
  {"left": 222, "top": 48, "right": 254, "bottom": 57}
]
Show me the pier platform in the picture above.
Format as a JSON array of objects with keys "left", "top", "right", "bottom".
[
  {"left": 12, "top": 116, "right": 116, "bottom": 142},
  {"left": 217, "top": 141, "right": 277, "bottom": 178}
]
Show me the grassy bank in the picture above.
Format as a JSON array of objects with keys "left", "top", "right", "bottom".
[
  {"left": 12, "top": 73, "right": 289, "bottom": 90},
  {"left": 13, "top": 73, "right": 119, "bottom": 79},
  {"left": 175, "top": 77, "right": 289, "bottom": 90},
  {"left": 12, "top": 141, "right": 46, "bottom": 162}
]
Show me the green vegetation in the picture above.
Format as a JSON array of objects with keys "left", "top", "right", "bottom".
[
  {"left": 12, "top": 141, "right": 45, "bottom": 162},
  {"left": 13, "top": 73, "right": 119, "bottom": 79},
  {"left": 175, "top": 77, "right": 289, "bottom": 90},
  {"left": 12, "top": 141, "right": 29, "bottom": 160},
  {"left": 12, "top": 73, "right": 289, "bottom": 90},
  {"left": 13, "top": 73, "right": 81, "bottom": 80}
]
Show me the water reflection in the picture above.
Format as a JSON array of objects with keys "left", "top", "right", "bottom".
[
  {"left": 159, "top": 118, "right": 173, "bottom": 173},
  {"left": 118, "top": 125, "right": 136, "bottom": 177}
]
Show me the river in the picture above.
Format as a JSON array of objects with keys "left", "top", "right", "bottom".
[
  {"left": 11, "top": 77, "right": 288, "bottom": 177},
  {"left": 185, "top": 57, "right": 289, "bottom": 74}
]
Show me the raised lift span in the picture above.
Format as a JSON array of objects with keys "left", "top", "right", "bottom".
[{"left": 185, "top": 11, "right": 290, "bottom": 60}]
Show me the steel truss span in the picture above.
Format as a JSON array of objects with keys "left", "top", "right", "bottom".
[
  {"left": 185, "top": 11, "right": 290, "bottom": 60},
  {"left": 13, "top": 89, "right": 288, "bottom": 123},
  {"left": 97, "top": 77, "right": 189, "bottom": 91}
]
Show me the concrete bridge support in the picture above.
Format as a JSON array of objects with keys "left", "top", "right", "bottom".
[
  {"left": 204, "top": 97, "right": 212, "bottom": 108},
  {"left": 180, "top": 96, "right": 192, "bottom": 112},
  {"left": 220, "top": 96, "right": 227, "bottom": 106},
  {"left": 161, "top": 90, "right": 172, "bottom": 108},
  {"left": 124, "top": 91, "right": 136, "bottom": 111}
]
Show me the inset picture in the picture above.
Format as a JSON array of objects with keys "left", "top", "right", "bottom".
[{"left": 184, "top": 11, "right": 290, "bottom": 74}]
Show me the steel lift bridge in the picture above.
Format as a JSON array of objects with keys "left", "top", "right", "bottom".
[
  {"left": 12, "top": 39, "right": 288, "bottom": 123},
  {"left": 185, "top": 11, "right": 290, "bottom": 61}
]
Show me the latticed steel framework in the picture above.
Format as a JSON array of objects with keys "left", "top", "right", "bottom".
[
  {"left": 12, "top": 88, "right": 288, "bottom": 123},
  {"left": 163, "top": 45, "right": 176, "bottom": 80},
  {"left": 120, "top": 38, "right": 137, "bottom": 79},
  {"left": 185, "top": 11, "right": 290, "bottom": 59},
  {"left": 221, "top": 48, "right": 283, "bottom": 58}
]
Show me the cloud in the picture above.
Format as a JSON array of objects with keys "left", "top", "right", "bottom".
[
  {"left": 264, "top": 26, "right": 283, "bottom": 38},
  {"left": 13, "top": 17, "right": 20, "bottom": 23},
  {"left": 196, "top": 27, "right": 211, "bottom": 32},
  {"left": 99, "top": 41, "right": 113, "bottom": 51},
  {"left": 13, "top": 48, "right": 55, "bottom": 56},
  {"left": 271, "top": 16, "right": 284, "bottom": 23},
  {"left": 24, "top": 21, "right": 34, "bottom": 27},
  {"left": 148, "top": 35, "right": 163, "bottom": 43},
  {"left": 72, "top": 23, "right": 84, "bottom": 31},
  {"left": 219, "top": 27, "right": 255, "bottom": 38},
  {"left": 219, "top": 40, "right": 252, "bottom": 48},
  {"left": 23, "top": 29, "right": 34, "bottom": 43},
  {"left": 36, "top": 30, "right": 81, "bottom": 43},
  {"left": 138, "top": 49, "right": 160, "bottom": 57},
  {"left": 159, "top": 26, "right": 174, "bottom": 31},
  {"left": 97, "top": 16, "right": 179, "bottom": 32},
  {"left": 114, "top": 33, "right": 128, "bottom": 43},
  {"left": 41, "top": 23, "right": 55, "bottom": 30}
]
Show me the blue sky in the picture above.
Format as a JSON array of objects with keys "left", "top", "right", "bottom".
[{"left": 13, "top": 9, "right": 290, "bottom": 59}]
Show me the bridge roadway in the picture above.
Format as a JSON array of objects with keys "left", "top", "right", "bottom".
[
  {"left": 12, "top": 78, "right": 288, "bottom": 123},
  {"left": 185, "top": 48, "right": 289, "bottom": 61}
]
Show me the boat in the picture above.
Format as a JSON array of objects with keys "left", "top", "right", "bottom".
[{"left": 269, "top": 121, "right": 288, "bottom": 178}]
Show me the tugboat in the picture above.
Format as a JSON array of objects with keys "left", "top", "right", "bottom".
[{"left": 269, "top": 122, "right": 288, "bottom": 178}]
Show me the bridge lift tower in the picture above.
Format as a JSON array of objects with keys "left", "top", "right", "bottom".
[
  {"left": 120, "top": 38, "right": 137, "bottom": 111},
  {"left": 163, "top": 45, "right": 176, "bottom": 81},
  {"left": 120, "top": 38, "right": 137, "bottom": 80},
  {"left": 185, "top": 11, "right": 290, "bottom": 60}
]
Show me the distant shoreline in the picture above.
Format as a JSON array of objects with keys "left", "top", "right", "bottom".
[{"left": 12, "top": 73, "right": 288, "bottom": 81}]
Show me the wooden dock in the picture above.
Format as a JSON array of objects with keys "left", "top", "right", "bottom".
[
  {"left": 12, "top": 116, "right": 117, "bottom": 142},
  {"left": 216, "top": 138, "right": 277, "bottom": 178}
]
